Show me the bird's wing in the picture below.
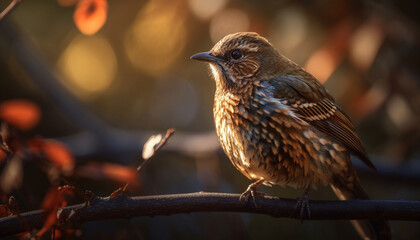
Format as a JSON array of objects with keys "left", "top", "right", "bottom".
[{"left": 269, "top": 75, "right": 376, "bottom": 170}]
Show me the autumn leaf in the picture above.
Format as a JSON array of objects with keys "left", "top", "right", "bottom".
[
  {"left": 0, "top": 99, "right": 41, "bottom": 131},
  {"left": 53, "top": 228, "right": 80, "bottom": 239},
  {"left": 41, "top": 140, "right": 75, "bottom": 174},
  {"left": 0, "top": 150, "right": 5, "bottom": 164},
  {"left": 142, "top": 128, "right": 175, "bottom": 161},
  {"left": 37, "top": 187, "right": 74, "bottom": 237},
  {"left": 0, "top": 123, "right": 9, "bottom": 164},
  {"left": 142, "top": 134, "right": 163, "bottom": 160},
  {"left": 0, "top": 205, "right": 12, "bottom": 217},
  {"left": 28, "top": 138, "right": 75, "bottom": 174},
  {"left": 74, "top": 0, "right": 108, "bottom": 35},
  {"left": 76, "top": 162, "right": 139, "bottom": 187}
]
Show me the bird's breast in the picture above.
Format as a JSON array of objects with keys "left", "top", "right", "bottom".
[
  {"left": 213, "top": 85, "right": 348, "bottom": 188},
  {"left": 213, "top": 88, "right": 286, "bottom": 183}
]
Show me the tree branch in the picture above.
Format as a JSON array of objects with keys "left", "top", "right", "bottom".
[
  {"left": 0, "top": 0, "right": 21, "bottom": 21},
  {"left": 0, "top": 192, "right": 419, "bottom": 237}
]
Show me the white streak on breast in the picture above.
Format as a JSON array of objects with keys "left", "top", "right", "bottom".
[
  {"left": 209, "top": 64, "right": 221, "bottom": 82},
  {"left": 216, "top": 115, "right": 250, "bottom": 168},
  {"left": 239, "top": 145, "right": 250, "bottom": 167}
]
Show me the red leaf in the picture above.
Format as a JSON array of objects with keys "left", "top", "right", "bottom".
[
  {"left": 38, "top": 187, "right": 74, "bottom": 237},
  {"left": 0, "top": 99, "right": 41, "bottom": 131},
  {"left": 0, "top": 150, "right": 5, "bottom": 164},
  {"left": 76, "top": 162, "right": 139, "bottom": 187},
  {"left": 74, "top": 0, "right": 108, "bottom": 35},
  {"left": 0, "top": 205, "right": 12, "bottom": 217},
  {"left": 42, "top": 140, "right": 74, "bottom": 173},
  {"left": 28, "top": 139, "right": 75, "bottom": 174},
  {"left": 53, "top": 228, "right": 80, "bottom": 239}
]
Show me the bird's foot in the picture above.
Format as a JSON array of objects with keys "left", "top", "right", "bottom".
[
  {"left": 292, "top": 185, "right": 311, "bottom": 222},
  {"left": 239, "top": 179, "right": 265, "bottom": 207}
]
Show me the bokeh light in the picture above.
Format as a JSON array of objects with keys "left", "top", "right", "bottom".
[
  {"left": 210, "top": 8, "right": 250, "bottom": 43},
  {"left": 58, "top": 35, "right": 117, "bottom": 95},
  {"left": 350, "top": 17, "right": 384, "bottom": 71},
  {"left": 350, "top": 84, "right": 387, "bottom": 119},
  {"left": 124, "top": 0, "right": 187, "bottom": 76},
  {"left": 188, "top": 0, "right": 227, "bottom": 20},
  {"left": 386, "top": 94, "right": 413, "bottom": 130},
  {"left": 304, "top": 49, "right": 336, "bottom": 83},
  {"left": 270, "top": 7, "right": 307, "bottom": 54}
]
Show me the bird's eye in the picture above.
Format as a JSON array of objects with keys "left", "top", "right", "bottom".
[{"left": 230, "top": 49, "right": 243, "bottom": 60}]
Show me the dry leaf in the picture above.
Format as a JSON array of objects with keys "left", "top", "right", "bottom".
[
  {"left": 76, "top": 162, "right": 138, "bottom": 185},
  {"left": 41, "top": 140, "right": 75, "bottom": 174},
  {"left": 0, "top": 151, "right": 5, "bottom": 164},
  {"left": 74, "top": 0, "right": 108, "bottom": 35},
  {"left": 0, "top": 205, "right": 12, "bottom": 217},
  {"left": 38, "top": 187, "right": 74, "bottom": 237},
  {"left": 142, "top": 134, "right": 163, "bottom": 160},
  {"left": 0, "top": 99, "right": 41, "bottom": 131},
  {"left": 28, "top": 139, "right": 75, "bottom": 174}
]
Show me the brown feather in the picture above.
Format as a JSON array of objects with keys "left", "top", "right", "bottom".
[{"left": 270, "top": 75, "right": 376, "bottom": 170}]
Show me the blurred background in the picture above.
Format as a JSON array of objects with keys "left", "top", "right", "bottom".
[{"left": 0, "top": 0, "right": 419, "bottom": 239}]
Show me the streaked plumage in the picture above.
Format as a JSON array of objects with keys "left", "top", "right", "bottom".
[{"left": 191, "top": 32, "right": 390, "bottom": 240}]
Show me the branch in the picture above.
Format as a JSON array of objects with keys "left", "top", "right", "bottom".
[
  {"left": 0, "top": 0, "right": 21, "bottom": 21},
  {"left": 0, "top": 192, "right": 419, "bottom": 237}
]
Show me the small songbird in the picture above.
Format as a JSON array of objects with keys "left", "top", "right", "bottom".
[{"left": 191, "top": 32, "right": 391, "bottom": 240}]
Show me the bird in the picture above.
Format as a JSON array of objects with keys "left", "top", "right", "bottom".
[{"left": 191, "top": 32, "right": 391, "bottom": 240}]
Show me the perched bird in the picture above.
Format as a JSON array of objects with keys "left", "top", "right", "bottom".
[{"left": 191, "top": 32, "right": 391, "bottom": 240}]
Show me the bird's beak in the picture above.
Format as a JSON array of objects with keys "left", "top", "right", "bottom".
[{"left": 190, "top": 52, "right": 220, "bottom": 63}]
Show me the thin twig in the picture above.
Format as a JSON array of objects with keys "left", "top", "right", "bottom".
[
  {"left": 110, "top": 129, "right": 175, "bottom": 198},
  {"left": 146, "top": 128, "right": 175, "bottom": 159},
  {"left": 0, "top": 192, "right": 419, "bottom": 237},
  {"left": 0, "top": 0, "right": 21, "bottom": 21}
]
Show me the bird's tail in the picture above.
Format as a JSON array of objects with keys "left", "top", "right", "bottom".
[{"left": 330, "top": 173, "right": 391, "bottom": 240}]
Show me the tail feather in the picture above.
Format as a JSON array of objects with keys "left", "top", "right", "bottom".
[{"left": 331, "top": 175, "right": 391, "bottom": 240}]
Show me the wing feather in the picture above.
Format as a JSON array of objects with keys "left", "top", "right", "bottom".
[{"left": 270, "top": 75, "right": 376, "bottom": 170}]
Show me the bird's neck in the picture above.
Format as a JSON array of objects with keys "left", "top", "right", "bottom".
[
  {"left": 213, "top": 80, "right": 260, "bottom": 124},
  {"left": 215, "top": 80, "right": 258, "bottom": 104}
]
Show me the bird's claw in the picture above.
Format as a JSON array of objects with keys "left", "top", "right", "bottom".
[
  {"left": 239, "top": 188, "right": 265, "bottom": 207},
  {"left": 239, "top": 179, "right": 265, "bottom": 207},
  {"left": 293, "top": 193, "right": 311, "bottom": 222}
]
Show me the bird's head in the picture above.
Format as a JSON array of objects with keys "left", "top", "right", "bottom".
[{"left": 191, "top": 32, "right": 297, "bottom": 91}]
